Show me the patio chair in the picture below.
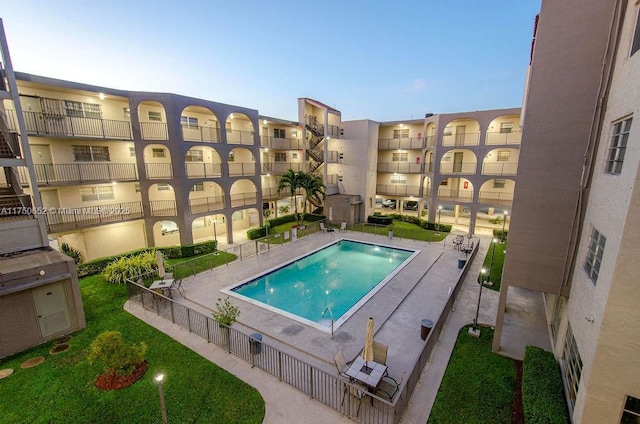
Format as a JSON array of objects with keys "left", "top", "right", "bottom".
[
  {"left": 168, "top": 279, "right": 184, "bottom": 298},
  {"left": 342, "top": 381, "right": 367, "bottom": 416},
  {"left": 340, "top": 221, "right": 347, "bottom": 232},
  {"left": 333, "top": 350, "right": 350, "bottom": 378},
  {"left": 372, "top": 341, "right": 388, "bottom": 365},
  {"left": 375, "top": 371, "right": 406, "bottom": 401},
  {"left": 320, "top": 222, "right": 327, "bottom": 233}
]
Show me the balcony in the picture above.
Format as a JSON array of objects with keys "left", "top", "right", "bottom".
[
  {"left": 185, "top": 163, "right": 222, "bottom": 179},
  {"left": 7, "top": 110, "right": 133, "bottom": 140},
  {"left": 260, "top": 136, "right": 303, "bottom": 150},
  {"left": 482, "top": 162, "right": 518, "bottom": 176},
  {"left": 150, "top": 200, "right": 177, "bottom": 216},
  {"left": 226, "top": 129, "right": 255, "bottom": 145},
  {"left": 425, "top": 135, "right": 436, "bottom": 148},
  {"left": 442, "top": 132, "right": 480, "bottom": 147},
  {"left": 261, "top": 186, "right": 302, "bottom": 200},
  {"left": 228, "top": 162, "right": 256, "bottom": 177},
  {"left": 230, "top": 191, "right": 257, "bottom": 207},
  {"left": 45, "top": 201, "right": 143, "bottom": 232},
  {"left": 0, "top": 194, "right": 34, "bottom": 221},
  {"left": 0, "top": 131, "right": 21, "bottom": 158},
  {"left": 478, "top": 190, "right": 514, "bottom": 206},
  {"left": 18, "top": 163, "right": 138, "bottom": 185},
  {"left": 377, "top": 162, "right": 422, "bottom": 174},
  {"left": 262, "top": 162, "right": 303, "bottom": 175},
  {"left": 145, "top": 163, "right": 173, "bottom": 179},
  {"left": 376, "top": 184, "right": 420, "bottom": 196},
  {"left": 439, "top": 162, "right": 477, "bottom": 175},
  {"left": 378, "top": 137, "right": 424, "bottom": 150},
  {"left": 182, "top": 125, "right": 220, "bottom": 143},
  {"left": 140, "top": 122, "right": 168, "bottom": 140},
  {"left": 437, "top": 189, "right": 473, "bottom": 203},
  {"left": 327, "top": 124, "right": 341, "bottom": 138},
  {"left": 189, "top": 195, "right": 225, "bottom": 214},
  {"left": 485, "top": 130, "right": 521, "bottom": 145}
]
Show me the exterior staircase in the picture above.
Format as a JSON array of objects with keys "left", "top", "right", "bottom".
[{"left": 305, "top": 114, "right": 324, "bottom": 174}]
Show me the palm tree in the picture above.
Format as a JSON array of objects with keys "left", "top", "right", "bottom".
[
  {"left": 277, "top": 169, "right": 301, "bottom": 222},
  {"left": 300, "top": 173, "right": 326, "bottom": 219}
]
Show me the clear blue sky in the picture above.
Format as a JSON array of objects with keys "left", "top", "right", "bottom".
[{"left": 1, "top": 1, "right": 541, "bottom": 122}]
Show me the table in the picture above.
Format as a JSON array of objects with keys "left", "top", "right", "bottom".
[
  {"left": 345, "top": 356, "right": 388, "bottom": 389},
  {"left": 149, "top": 279, "right": 174, "bottom": 296}
]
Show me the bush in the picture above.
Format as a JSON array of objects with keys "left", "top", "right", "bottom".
[
  {"left": 267, "top": 214, "right": 297, "bottom": 228},
  {"left": 102, "top": 251, "right": 157, "bottom": 284},
  {"left": 367, "top": 214, "right": 393, "bottom": 225},
  {"left": 493, "top": 229, "right": 508, "bottom": 241},
  {"left": 212, "top": 296, "right": 240, "bottom": 326},
  {"left": 88, "top": 331, "right": 147, "bottom": 377},
  {"left": 247, "top": 226, "right": 268, "bottom": 240},
  {"left": 522, "top": 346, "right": 569, "bottom": 424},
  {"left": 60, "top": 242, "right": 82, "bottom": 264}
]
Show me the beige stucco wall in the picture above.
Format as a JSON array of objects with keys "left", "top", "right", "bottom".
[{"left": 58, "top": 220, "right": 147, "bottom": 261}]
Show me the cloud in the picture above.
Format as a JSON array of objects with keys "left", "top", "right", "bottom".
[{"left": 403, "top": 78, "right": 428, "bottom": 92}]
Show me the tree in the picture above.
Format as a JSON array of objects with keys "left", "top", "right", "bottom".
[
  {"left": 300, "top": 172, "right": 326, "bottom": 217},
  {"left": 277, "top": 169, "right": 302, "bottom": 223}
]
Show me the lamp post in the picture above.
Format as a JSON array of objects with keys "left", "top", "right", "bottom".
[
  {"left": 472, "top": 268, "right": 487, "bottom": 333},
  {"left": 213, "top": 218, "right": 218, "bottom": 244},
  {"left": 155, "top": 374, "right": 168, "bottom": 424},
  {"left": 501, "top": 210, "right": 508, "bottom": 243},
  {"left": 436, "top": 205, "right": 442, "bottom": 234}
]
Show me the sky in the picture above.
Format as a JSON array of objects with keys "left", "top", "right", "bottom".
[{"left": 1, "top": 1, "right": 541, "bottom": 122}]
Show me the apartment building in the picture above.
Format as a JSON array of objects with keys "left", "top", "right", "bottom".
[
  {"left": 493, "top": 1, "right": 640, "bottom": 422},
  {"left": 0, "top": 20, "right": 85, "bottom": 359}
]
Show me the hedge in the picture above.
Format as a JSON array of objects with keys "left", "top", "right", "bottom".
[
  {"left": 522, "top": 346, "right": 569, "bottom": 424},
  {"left": 76, "top": 240, "right": 217, "bottom": 278},
  {"left": 368, "top": 213, "right": 452, "bottom": 232},
  {"left": 367, "top": 215, "right": 393, "bottom": 225},
  {"left": 247, "top": 213, "right": 327, "bottom": 240},
  {"left": 493, "top": 229, "right": 509, "bottom": 241}
]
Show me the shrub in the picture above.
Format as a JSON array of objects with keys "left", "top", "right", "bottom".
[
  {"left": 60, "top": 242, "right": 82, "bottom": 264},
  {"left": 247, "top": 226, "right": 268, "bottom": 240},
  {"left": 493, "top": 229, "right": 508, "bottom": 241},
  {"left": 522, "top": 346, "right": 569, "bottom": 424},
  {"left": 267, "top": 214, "right": 297, "bottom": 228},
  {"left": 212, "top": 296, "right": 240, "bottom": 326},
  {"left": 88, "top": 331, "right": 147, "bottom": 377},
  {"left": 367, "top": 214, "right": 393, "bottom": 225},
  {"left": 102, "top": 251, "right": 157, "bottom": 284}
]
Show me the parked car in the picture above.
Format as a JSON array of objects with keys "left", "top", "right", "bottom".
[
  {"left": 403, "top": 201, "right": 419, "bottom": 211},
  {"left": 382, "top": 199, "right": 397, "bottom": 208}
]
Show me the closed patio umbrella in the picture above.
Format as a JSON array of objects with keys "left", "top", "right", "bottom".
[
  {"left": 156, "top": 250, "right": 166, "bottom": 278},
  {"left": 362, "top": 317, "right": 374, "bottom": 367}
]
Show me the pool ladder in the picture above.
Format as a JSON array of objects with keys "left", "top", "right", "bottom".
[{"left": 322, "top": 306, "right": 334, "bottom": 337}]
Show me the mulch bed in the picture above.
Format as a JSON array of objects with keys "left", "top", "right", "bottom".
[
  {"left": 49, "top": 343, "right": 70, "bottom": 355},
  {"left": 512, "top": 359, "right": 524, "bottom": 424},
  {"left": 54, "top": 335, "right": 72, "bottom": 345},
  {"left": 95, "top": 361, "right": 148, "bottom": 390}
]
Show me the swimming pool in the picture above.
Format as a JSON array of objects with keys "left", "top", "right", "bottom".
[{"left": 223, "top": 239, "right": 419, "bottom": 332}]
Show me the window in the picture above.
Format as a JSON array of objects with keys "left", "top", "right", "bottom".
[
  {"left": 621, "top": 396, "right": 640, "bottom": 423},
  {"left": 500, "top": 122, "right": 513, "bottom": 134},
  {"left": 497, "top": 151, "right": 511, "bottom": 161},
  {"left": 80, "top": 186, "right": 114, "bottom": 201},
  {"left": 493, "top": 179, "right": 506, "bottom": 189},
  {"left": 134, "top": 183, "right": 141, "bottom": 193},
  {"left": 443, "top": 126, "right": 453, "bottom": 136},
  {"left": 393, "top": 129, "right": 409, "bottom": 139},
  {"left": 584, "top": 227, "right": 606, "bottom": 284},
  {"left": 274, "top": 128, "right": 286, "bottom": 138},
  {"left": 185, "top": 149, "right": 203, "bottom": 162},
  {"left": 631, "top": 7, "right": 640, "bottom": 56},
  {"left": 181, "top": 116, "right": 198, "bottom": 128},
  {"left": 550, "top": 296, "right": 565, "bottom": 344},
  {"left": 64, "top": 101, "right": 102, "bottom": 119},
  {"left": 390, "top": 174, "right": 406, "bottom": 184},
  {"left": 291, "top": 129, "right": 298, "bottom": 138},
  {"left": 129, "top": 147, "right": 136, "bottom": 157},
  {"left": 191, "top": 182, "right": 204, "bottom": 192},
  {"left": 392, "top": 152, "right": 409, "bottom": 162},
  {"left": 148, "top": 111, "right": 162, "bottom": 122},
  {"left": 561, "top": 324, "right": 582, "bottom": 411},
  {"left": 292, "top": 152, "right": 299, "bottom": 160},
  {"left": 440, "top": 180, "right": 448, "bottom": 186},
  {"left": 605, "top": 117, "right": 632, "bottom": 175},
  {"left": 72, "top": 145, "right": 110, "bottom": 162},
  {"left": 152, "top": 148, "right": 166, "bottom": 158},
  {"left": 274, "top": 152, "right": 286, "bottom": 162},
  {"left": 157, "top": 184, "right": 170, "bottom": 191}
]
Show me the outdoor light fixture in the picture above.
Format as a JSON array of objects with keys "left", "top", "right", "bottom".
[
  {"left": 436, "top": 205, "right": 442, "bottom": 235},
  {"left": 155, "top": 374, "right": 167, "bottom": 424},
  {"left": 472, "top": 268, "right": 488, "bottom": 333},
  {"left": 501, "top": 210, "right": 509, "bottom": 242}
]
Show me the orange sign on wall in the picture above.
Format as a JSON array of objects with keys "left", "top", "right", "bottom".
[{"left": 463, "top": 181, "right": 469, "bottom": 189}]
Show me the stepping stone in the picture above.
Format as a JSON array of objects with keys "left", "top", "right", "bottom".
[
  {"left": 50, "top": 344, "right": 70, "bottom": 355},
  {"left": 0, "top": 369, "right": 14, "bottom": 379},
  {"left": 20, "top": 356, "right": 45, "bottom": 369}
]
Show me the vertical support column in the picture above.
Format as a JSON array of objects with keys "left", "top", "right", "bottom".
[{"left": 492, "top": 283, "right": 510, "bottom": 352}]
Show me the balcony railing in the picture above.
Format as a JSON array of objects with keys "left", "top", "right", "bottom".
[
  {"left": 376, "top": 184, "right": 420, "bottom": 196},
  {"left": 189, "top": 195, "right": 225, "bottom": 214},
  {"left": 228, "top": 162, "right": 256, "bottom": 177},
  {"left": 0, "top": 194, "right": 34, "bottom": 221},
  {"left": 326, "top": 173, "right": 340, "bottom": 185},
  {"left": 185, "top": 163, "right": 222, "bottom": 178},
  {"left": 422, "top": 185, "right": 432, "bottom": 198},
  {"left": 145, "top": 163, "right": 173, "bottom": 179},
  {"left": 437, "top": 189, "right": 473, "bottom": 203},
  {"left": 45, "top": 201, "right": 143, "bottom": 232},
  {"left": 442, "top": 132, "right": 480, "bottom": 147},
  {"left": 261, "top": 187, "right": 303, "bottom": 199},
  {"left": 478, "top": 191, "right": 514, "bottom": 205},
  {"left": 425, "top": 135, "right": 436, "bottom": 148},
  {"left": 150, "top": 200, "right": 177, "bottom": 216},
  {"left": 377, "top": 162, "right": 423, "bottom": 173},
  {"left": 226, "top": 129, "right": 255, "bottom": 145},
  {"left": 140, "top": 122, "right": 169, "bottom": 140},
  {"left": 182, "top": 125, "right": 220, "bottom": 143},
  {"left": 230, "top": 192, "right": 257, "bottom": 207},
  {"left": 327, "top": 124, "right": 341, "bottom": 138},
  {"left": 6, "top": 110, "right": 133, "bottom": 140},
  {"left": 481, "top": 162, "right": 518, "bottom": 176},
  {"left": 439, "top": 162, "right": 477, "bottom": 175},
  {"left": 260, "top": 136, "right": 303, "bottom": 150},
  {"left": 0, "top": 131, "right": 21, "bottom": 158},
  {"left": 485, "top": 130, "right": 522, "bottom": 145},
  {"left": 19, "top": 163, "right": 138, "bottom": 185},
  {"left": 261, "top": 162, "right": 303, "bottom": 175},
  {"left": 378, "top": 137, "right": 424, "bottom": 150}
]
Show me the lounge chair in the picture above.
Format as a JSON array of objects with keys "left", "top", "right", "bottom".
[
  {"left": 375, "top": 371, "right": 406, "bottom": 401},
  {"left": 340, "top": 221, "right": 347, "bottom": 232},
  {"left": 333, "top": 350, "right": 350, "bottom": 378},
  {"left": 168, "top": 279, "right": 184, "bottom": 298}
]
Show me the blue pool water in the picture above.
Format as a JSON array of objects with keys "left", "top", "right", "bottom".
[{"left": 227, "top": 240, "right": 416, "bottom": 329}]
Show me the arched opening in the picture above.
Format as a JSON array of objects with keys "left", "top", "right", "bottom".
[
  {"left": 486, "top": 115, "right": 521, "bottom": 145},
  {"left": 437, "top": 177, "right": 474, "bottom": 203},
  {"left": 424, "top": 149, "right": 435, "bottom": 173},
  {"left": 439, "top": 149, "right": 478, "bottom": 175},
  {"left": 188, "top": 181, "right": 225, "bottom": 214},
  {"left": 230, "top": 179, "right": 257, "bottom": 208},
  {"left": 143, "top": 144, "right": 173, "bottom": 179},
  {"left": 148, "top": 183, "right": 177, "bottom": 216},
  {"left": 478, "top": 178, "right": 515, "bottom": 206},
  {"left": 185, "top": 146, "right": 222, "bottom": 178},
  {"left": 425, "top": 122, "right": 437, "bottom": 147},
  {"left": 228, "top": 147, "right": 256, "bottom": 177},
  {"left": 231, "top": 208, "right": 260, "bottom": 244},
  {"left": 153, "top": 220, "right": 180, "bottom": 247},
  {"left": 225, "top": 113, "right": 255, "bottom": 145},
  {"left": 191, "top": 213, "right": 227, "bottom": 245},
  {"left": 180, "top": 105, "right": 220, "bottom": 142},
  {"left": 482, "top": 148, "right": 519, "bottom": 176},
  {"left": 442, "top": 118, "right": 480, "bottom": 147},
  {"left": 422, "top": 175, "right": 433, "bottom": 198},
  {"left": 474, "top": 206, "right": 510, "bottom": 235},
  {"left": 138, "top": 101, "right": 168, "bottom": 140}
]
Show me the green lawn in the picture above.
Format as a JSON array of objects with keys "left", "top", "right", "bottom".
[
  {"left": 428, "top": 326, "right": 516, "bottom": 424},
  {"left": 0, "top": 274, "right": 264, "bottom": 423},
  {"left": 347, "top": 220, "right": 447, "bottom": 242},
  {"left": 481, "top": 241, "right": 507, "bottom": 291},
  {"left": 167, "top": 250, "right": 237, "bottom": 279}
]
